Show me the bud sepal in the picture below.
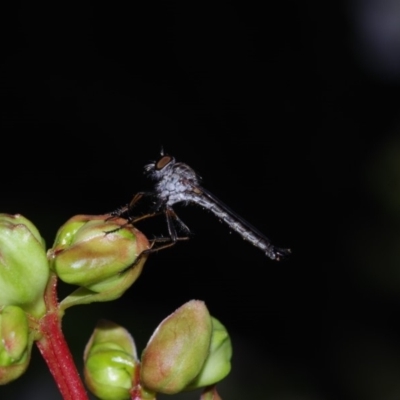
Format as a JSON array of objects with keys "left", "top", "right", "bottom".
[{"left": 185, "top": 317, "right": 232, "bottom": 389}]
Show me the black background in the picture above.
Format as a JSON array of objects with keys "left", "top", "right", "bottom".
[{"left": 2, "top": 1, "right": 400, "bottom": 399}]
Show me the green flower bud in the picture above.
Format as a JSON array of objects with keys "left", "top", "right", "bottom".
[
  {"left": 84, "top": 320, "right": 138, "bottom": 400},
  {"left": 0, "top": 305, "right": 32, "bottom": 384},
  {"left": 0, "top": 214, "right": 48, "bottom": 318},
  {"left": 186, "top": 317, "right": 232, "bottom": 389},
  {"left": 141, "top": 300, "right": 212, "bottom": 394},
  {"left": 48, "top": 215, "right": 150, "bottom": 307}
]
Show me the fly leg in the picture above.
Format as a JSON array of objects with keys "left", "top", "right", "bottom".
[
  {"left": 141, "top": 206, "right": 191, "bottom": 254},
  {"left": 107, "top": 192, "right": 150, "bottom": 221},
  {"left": 105, "top": 192, "right": 159, "bottom": 233},
  {"left": 122, "top": 234, "right": 190, "bottom": 273}
]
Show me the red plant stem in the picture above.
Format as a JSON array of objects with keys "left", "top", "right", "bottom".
[
  {"left": 130, "top": 363, "right": 142, "bottom": 400},
  {"left": 130, "top": 364, "right": 156, "bottom": 400},
  {"left": 36, "top": 274, "right": 88, "bottom": 400},
  {"left": 200, "top": 385, "right": 222, "bottom": 400}
]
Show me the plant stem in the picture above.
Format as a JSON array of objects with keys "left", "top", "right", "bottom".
[{"left": 36, "top": 273, "right": 88, "bottom": 400}]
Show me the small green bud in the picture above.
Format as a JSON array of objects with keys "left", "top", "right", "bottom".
[
  {"left": 48, "top": 215, "right": 150, "bottom": 306},
  {"left": 141, "top": 300, "right": 212, "bottom": 394},
  {"left": 186, "top": 317, "right": 232, "bottom": 389},
  {"left": 0, "top": 305, "right": 32, "bottom": 384},
  {"left": 0, "top": 214, "right": 48, "bottom": 318},
  {"left": 84, "top": 320, "right": 138, "bottom": 400}
]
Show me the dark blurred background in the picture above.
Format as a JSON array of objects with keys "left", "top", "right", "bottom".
[{"left": 2, "top": 1, "right": 400, "bottom": 399}]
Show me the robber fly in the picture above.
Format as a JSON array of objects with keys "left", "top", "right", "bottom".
[{"left": 111, "top": 152, "right": 290, "bottom": 261}]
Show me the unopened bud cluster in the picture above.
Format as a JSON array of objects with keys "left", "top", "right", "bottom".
[{"left": 84, "top": 301, "right": 232, "bottom": 399}]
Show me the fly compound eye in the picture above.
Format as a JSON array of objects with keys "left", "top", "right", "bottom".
[{"left": 156, "top": 155, "right": 173, "bottom": 170}]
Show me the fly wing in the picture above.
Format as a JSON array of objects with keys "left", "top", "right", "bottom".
[
  {"left": 196, "top": 184, "right": 276, "bottom": 245},
  {"left": 196, "top": 184, "right": 291, "bottom": 260}
]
